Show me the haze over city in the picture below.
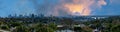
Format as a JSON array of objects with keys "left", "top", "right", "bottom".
[
  {"left": 0, "top": 0, "right": 120, "bottom": 32},
  {"left": 0, "top": 0, "right": 120, "bottom": 17}
]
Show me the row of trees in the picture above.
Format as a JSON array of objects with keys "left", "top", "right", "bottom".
[
  {"left": 0, "top": 21, "right": 57, "bottom": 32},
  {"left": 0, "top": 14, "right": 120, "bottom": 32},
  {"left": 83, "top": 16, "right": 120, "bottom": 32}
]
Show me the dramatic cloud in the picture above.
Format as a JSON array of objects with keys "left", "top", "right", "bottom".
[
  {"left": 61, "top": 0, "right": 94, "bottom": 16},
  {"left": 31, "top": 0, "right": 107, "bottom": 16}
]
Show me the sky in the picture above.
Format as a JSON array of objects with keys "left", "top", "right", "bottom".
[{"left": 0, "top": 0, "right": 120, "bottom": 17}]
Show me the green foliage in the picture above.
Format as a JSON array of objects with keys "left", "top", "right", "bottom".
[
  {"left": 111, "top": 25, "right": 120, "bottom": 32},
  {"left": 0, "top": 25, "right": 10, "bottom": 30},
  {"left": 13, "top": 26, "right": 29, "bottom": 32},
  {"left": 48, "top": 23, "right": 57, "bottom": 30},
  {"left": 9, "top": 22, "right": 23, "bottom": 27},
  {"left": 36, "top": 27, "right": 54, "bottom": 32},
  {"left": 32, "top": 23, "right": 56, "bottom": 32},
  {"left": 0, "top": 15, "right": 120, "bottom": 32}
]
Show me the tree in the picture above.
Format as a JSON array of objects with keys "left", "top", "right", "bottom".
[
  {"left": 34, "top": 23, "right": 55, "bottom": 32},
  {"left": 0, "top": 25, "right": 10, "bottom": 30},
  {"left": 12, "top": 25, "right": 29, "bottom": 32},
  {"left": 9, "top": 22, "right": 23, "bottom": 27},
  {"left": 111, "top": 25, "right": 120, "bottom": 32},
  {"left": 48, "top": 23, "right": 57, "bottom": 31},
  {"left": 36, "top": 27, "right": 54, "bottom": 32}
]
